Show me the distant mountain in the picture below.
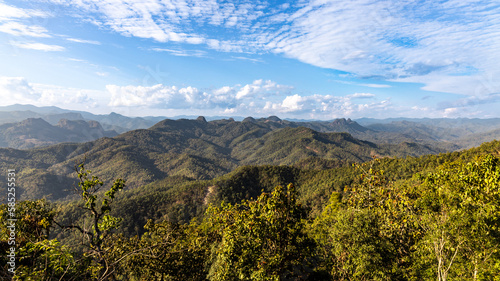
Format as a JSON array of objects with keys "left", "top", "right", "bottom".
[
  {"left": 43, "top": 113, "right": 86, "bottom": 125},
  {"left": 0, "top": 117, "right": 445, "bottom": 201},
  {"left": 0, "top": 104, "right": 68, "bottom": 114},
  {"left": 455, "top": 127, "right": 500, "bottom": 149},
  {"left": 363, "top": 119, "right": 500, "bottom": 149},
  {"left": 0, "top": 110, "right": 43, "bottom": 124},
  {"left": 0, "top": 104, "right": 158, "bottom": 133},
  {"left": 1, "top": 105, "right": 499, "bottom": 150},
  {"left": 85, "top": 112, "right": 158, "bottom": 133},
  {"left": 0, "top": 118, "right": 117, "bottom": 149}
]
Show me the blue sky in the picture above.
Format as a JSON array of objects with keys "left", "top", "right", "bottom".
[{"left": 0, "top": 0, "right": 499, "bottom": 119}]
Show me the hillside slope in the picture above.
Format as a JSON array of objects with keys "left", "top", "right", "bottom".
[
  {"left": 0, "top": 118, "right": 117, "bottom": 149},
  {"left": 56, "top": 139, "right": 500, "bottom": 238},
  {"left": 0, "top": 117, "right": 445, "bottom": 201}
]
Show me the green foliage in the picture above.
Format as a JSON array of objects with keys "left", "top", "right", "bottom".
[
  {"left": 55, "top": 160, "right": 126, "bottom": 280},
  {"left": 15, "top": 239, "right": 76, "bottom": 280},
  {"left": 3, "top": 130, "right": 500, "bottom": 280},
  {"left": 207, "top": 184, "right": 316, "bottom": 280},
  {"left": 113, "top": 220, "right": 212, "bottom": 280},
  {"left": 0, "top": 199, "right": 87, "bottom": 280},
  {"left": 411, "top": 154, "right": 500, "bottom": 280},
  {"left": 0, "top": 118, "right": 449, "bottom": 201}
]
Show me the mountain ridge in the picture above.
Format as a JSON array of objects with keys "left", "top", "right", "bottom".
[
  {"left": 2, "top": 105, "right": 500, "bottom": 150},
  {"left": 0, "top": 118, "right": 118, "bottom": 149},
  {"left": 0, "top": 117, "right": 445, "bottom": 201}
]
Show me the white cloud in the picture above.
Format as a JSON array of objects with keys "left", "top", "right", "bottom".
[
  {"left": 231, "top": 56, "right": 263, "bottom": 63},
  {"left": 261, "top": 93, "right": 392, "bottom": 119},
  {"left": 348, "top": 93, "right": 376, "bottom": 99},
  {"left": 0, "top": 2, "right": 51, "bottom": 20},
  {"left": 443, "top": 107, "right": 459, "bottom": 117},
  {"left": 2, "top": 75, "right": 496, "bottom": 119},
  {"left": 0, "top": 76, "right": 40, "bottom": 103},
  {"left": 96, "top": 72, "right": 109, "bottom": 77},
  {"left": 66, "top": 38, "right": 101, "bottom": 45},
  {"left": 11, "top": 41, "right": 65, "bottom": 51},
  {"left": 235, "top": 79, "right": 293, "bottom": 99},
  {"left": 151, "top": 47, "right": 206, "bottom": 57},
  {"left": 360, "top": 83, "right": 391, "bottom": 89},
  {"left": 0, "top": 22, "right": 51, "bottom": 37},
  {"left": 43, "top": 0, "right": 500, "bottom": 98},
  {"left": 33, "top": 83, "right": 99, "bottom": 108},
  {"left": 107, "top": 79, "right": 293, "bottom": 109},
  {"left": 278, "top": 94, "right": 306, "bottom": 112},
  {"left": 0, "top": 76, "right": 99, "bottom": 109},
  {"left": 67, "top": 58, "right": 87, "bottom": 62},
  {"left": 107, "top": 84, "right": 210, "bottom": 108}
]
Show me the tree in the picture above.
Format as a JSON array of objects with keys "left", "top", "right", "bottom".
[
  {"left": 0, "top": 199, "right": 75, "bottom": 280},
  {"left": 311, "top": 159, "right": 422, "bottom": 280},
  {"left": 413, "top": 154, "right": 500, "bottom": 280},
  {"left": 207, "top": 184, "right": 316, "bottom": 280},
  {"left": 56, "top": 160, "right": 125, "bottom": 280},
  {"left": 112, "top": 219, "right": 213, "bottom": 280}
]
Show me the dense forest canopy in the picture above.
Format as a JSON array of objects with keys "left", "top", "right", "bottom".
[{"left": 2, "top": 137, "right": 500, "bottom": 280}]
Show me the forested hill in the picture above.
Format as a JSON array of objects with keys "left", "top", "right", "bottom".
[
  {"left": 102, "top": 139, "right": 500, "bottom": 236},
  {"left": 3, "top": 138, "right": 500, "bottom": 280},
  {"left": 0, "top": 118, "right": 118, "bottom": 149},
  {"left": 0, "top": 117, "right": 444, "bottom": 201},
  {"left": 1, "top": 104, "right": 499, "bottom": 150}
]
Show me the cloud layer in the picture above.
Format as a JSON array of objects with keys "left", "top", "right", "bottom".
[
  {"left": 105, "top": 79, "right": 394, "bottom": 118},
  {"left": 38, "top": 0, "right": 500, "bottom": 96},
  {"left": 2, "top": 75, "right": 496, "bottom": 118},
  {"left": 0, "top": 76, "right": 98, "bottom": 109},
  {"left": 107, "top": 79, "right": 293, "bottom": 110},
  {"left": 1, "top": 1, "right": 499, "bottom": 118}
]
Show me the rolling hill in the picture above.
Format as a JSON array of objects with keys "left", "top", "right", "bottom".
[
  {"left": 0, "top": 117, "right": 445, "bottom": 201},
  {"left": 0, "top": 118, "right": 118, "bottom": 149}
]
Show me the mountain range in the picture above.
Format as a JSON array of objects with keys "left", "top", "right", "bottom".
[
  {"left": 0, "top": 115, "right": 444, "bottom": 202},
  {"left": 2, "top": 104, "right": 500, "bottom": 151},
  {"left": 2, "top": 104, "right": 500, "bottom": 204},
  {"left": 0, "top": 118, "right": 117, "bottom": 149}
]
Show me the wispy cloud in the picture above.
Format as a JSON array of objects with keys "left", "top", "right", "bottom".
[
  {"left": 360, "top": 83, "right": 391, "bottom": 89},
  {"left": 231, "top": 56, "right": 264, "bottom": 63},
  {"left": 67, "top": 58, "right": 87, "bottom": 63},
  {"left": 333, "top": 80, "right": 392, "bottom": 89},
  {"left": 439, "top": 92, "right": 500, "bottom": 109},
  {"left": 0, "top": 1, "right": 55, "bottom": 43},
  {"left": 0, "top": 2, "right": 51, "bottom": 20},
  {"left": 348, "top": 93, "right": 376, "bottom": 99},
  {"left": 66, "top": 37, "right": 101, "bottom": 45},
  {"left": 11, "top": 41, "right": 65, "bottom": 51},
  {"left": 0, "top": 22, "right": 51, "bottom": 37},
  {"left": 151, "top": 47, "right": 206, "bottom": 57},
  {"left": 47, "top": 0, "right": 499, "bottom": 97},
  {"left": 96, "top": 72, "right": 109, "bottom": 77}
]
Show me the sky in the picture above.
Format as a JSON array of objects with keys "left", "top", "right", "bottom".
[{"left": 0, "top": 0, "right": 499, "bottom": 120}]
